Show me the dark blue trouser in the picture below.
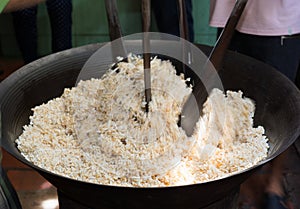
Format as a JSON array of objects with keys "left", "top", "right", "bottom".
[
  {"left": 152, "top": 0, "right": 194, "bottom": 42},
  {"left": 12, "top": 0, "right": 72, "bottom": 64}
]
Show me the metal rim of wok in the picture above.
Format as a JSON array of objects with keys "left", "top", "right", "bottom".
[{"left": 0, "top": 42, "right": 299, "bottom": 209}]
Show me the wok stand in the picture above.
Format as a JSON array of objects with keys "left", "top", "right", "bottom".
[{"left": 57, "top": 188, "right": 240, "bottom": 209}]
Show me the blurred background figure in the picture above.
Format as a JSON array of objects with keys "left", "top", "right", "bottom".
[
  {"left": 1, "top": 0, "right": 46, "bottom": 79},
  {"left": 210, "top": 0, "right": 300, "bottom": 209},
  {"left": 1, "top": 2, "right": 70, "bottom": 208},
  {"left": 210, "top": 0, "right": 300, "bottom": 82},
  {"left": 12, "top": 0, "right": 72, "bottom": 64},
  {"left": 0, "top": 0, "right": 44, "bottom": 13},
  {"left": 152, "top": 0, "right": 194, "bottom": 42},
  {"left": 1, "top": 1, "right": 45, "bottom": 209}
]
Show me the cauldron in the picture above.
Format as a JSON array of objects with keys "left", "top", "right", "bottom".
[{"left": 0, "top": 42, "right": 299, "bottom": 209}]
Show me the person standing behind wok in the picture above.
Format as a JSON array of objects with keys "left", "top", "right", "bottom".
[
  {"left": 210, "top": 0, "right": 300, "bottom": 209},
  {"left": 11, "top": 0, "right": 72, "bottom": 64},
  {"left": 0, "top": 2, "right": 45, "bottom": 209}
]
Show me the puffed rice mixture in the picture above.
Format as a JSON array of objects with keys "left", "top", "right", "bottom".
[{"left": 16, "top": 56, "right": 269, "bottom": 187}]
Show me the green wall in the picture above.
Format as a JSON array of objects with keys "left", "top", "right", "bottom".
[{"left": 0, "top": 0, "right": 216, "bottom": 58}]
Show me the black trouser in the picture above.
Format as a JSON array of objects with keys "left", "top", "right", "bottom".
[
  {"left": 152, "top": 0, "right": 194, "bottom": 42},
  {"left": 12, "top": 0, "right": 72, "bottom": 64},
  {"left": 218, "top": 29, "right": 300, "bottom": 83},
  {"left": 296, "top": 63, "right": 300, "bottom": 88}
]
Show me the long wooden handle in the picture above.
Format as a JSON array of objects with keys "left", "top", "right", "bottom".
[
  {"left": 177, "top": 0, "right": 191, "bottom": 76},
  {"left": 208, "top": 0, "right": 248, "bottom": 71},
  {"left": 104, "top": 0, "right": 122, "bottom": 41},
  {"left": 142, "top": 0, "right": 151, "bottom": 70},
  {"left": 104, "top": 0, "right": 126, "bottom": 58},
  {"left": 142, "top": 0, "right": 151, "bottom": 34},
  {"left": 180, "top": 0, "right": 248, "bottom": 136},
  {"left": 178, "top": 0, "right": 189, "bottom": 41},
  {"left": 142, "top": 0, "right": 152, "bottom": 111}
]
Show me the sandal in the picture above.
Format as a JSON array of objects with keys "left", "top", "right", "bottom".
[
  {"left": 263, "top": 193, "right": 292, "bottom": 209},
  {"left": 239, "top": 203, "right": 258, "bottom": 209}
]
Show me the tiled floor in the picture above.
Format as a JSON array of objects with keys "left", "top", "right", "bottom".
[
  {"left": 0, "top": 57, "right": 24, "bottom": 82},
  {"left": 1, "top": 57, "right": 300, "bottom": 209},
  {"left": 2, "top": 149, "right": 59, "bottom": 209}
]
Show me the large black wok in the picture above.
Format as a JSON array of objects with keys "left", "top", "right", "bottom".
[{"left": 0, "top": 43, "right": 299, "bottom": 209}]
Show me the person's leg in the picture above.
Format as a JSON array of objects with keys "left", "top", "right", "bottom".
[
  {"left": 12, "top": 6, "right": 38, "bottom": 64},
  {"left": 185, "top": 0, "right": 194, "bottom": 42},
  {"left": 263, "top": 151, "right": 291, "bottom": 209},
  {"left": 46, "top": 0, "right": 72, "bottom": 53},
  {"left": 152, "top": 0, "right": 194, "bottom": 42},
  {"left": 265, "top": 153, "right": 286, "bottom": 197},
  {"left": 296, "top": 62, "right": 300, "bottom": 89}
]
